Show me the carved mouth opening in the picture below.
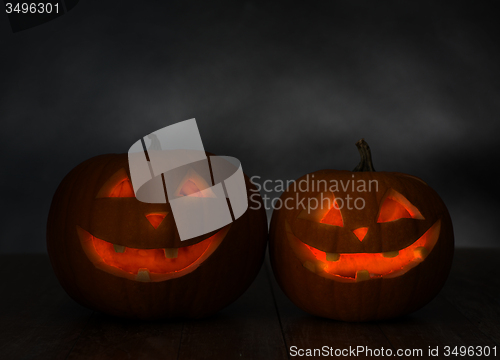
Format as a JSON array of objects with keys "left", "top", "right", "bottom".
[
  {"left": 77, "top": 225, "right": 229, "bottom": 282},
  {"left": 286, "top": 220, "right": 441, "bottom": 282}
]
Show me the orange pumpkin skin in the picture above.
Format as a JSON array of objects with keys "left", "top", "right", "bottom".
[
  {"left": 47, "top": 154, "right": 268, "bottom": 319},
  {"left": 269, "top": 142, "right": 454, "bottom": 322}
]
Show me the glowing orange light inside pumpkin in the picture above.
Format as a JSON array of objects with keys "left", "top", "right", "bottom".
[
  {"left": 108, "top": 179, "right": 135, "bottom": 198},
  {"left": 320, "top": 201, "right": 344, "bottom": 227},
  {"left": 377, "top": 191, "right": 424, "bottom": 223},
  {"left": 297, "top": 220, "right": 440, "bottom": 279},
  {"left": 77, "top": 225, "right": 230, "bottom": 282},
  {"left": 377, "top": 198, "right": 411, "bottom": 222},
  {"left": 353, "top": 227, "right": 368, "bottom": 241},
  {"left": 91, "top": 236, "right": 213, "bottom": 275},
  {"left": 179, "top": 179, "right": 203, "bottom": 197},
  {"left": 145, "top": 213, "right": 167, "bottom": 229}
]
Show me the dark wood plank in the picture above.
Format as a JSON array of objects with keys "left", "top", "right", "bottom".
[
  {"left": 177, "top": 265, "right": 288, "bottom": 360},
  {"left": 66, "top": 314, "right": 184, "bottom": 360},
  {"left": 265, "top": 258, "right": 398, "bottom": 360},
  {"left": 377, "top": 250, "right": 500, "bottom": 359},
  {"left": 440, "top": 249, "right": 500, "bottom": 346},
  {"left": 378, "top": 295, "right": 497, "bottom": 360},
  {"left": 66, "top": 265, "right": 287, "bottom": 360},
  {"left": 1, "top": 249, "right": 499, "bottom": 360},
  {"left": 266, "top": 249, "right": 500, "bottom": 360},
  {"left": 0, "top": 255, "right": 93, "bottom": 360}
]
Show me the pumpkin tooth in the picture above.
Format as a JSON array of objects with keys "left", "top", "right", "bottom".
[
  {"left": 414, "top": 246, "right": 429, "bottom": 260},
  {"left": 164, "top": 248, "right": 178, "bottom": 259},
  {"left": 326, "top": 252, "right": 340, "bottom": 261},
  {"left": 382, "top": 251, "right": 399, "bottom": 258},
  {"left": 355, "top": 270, "right": 370, "bottom": 282},
  {"left": 136, "top": 268, "right": 151, "bottom": 282},
  {"left": 113, "top": 244, "right": 125, "bottom": 253},
  {"left": 303, "top": 261, "right": 316, "bottom": 273}
]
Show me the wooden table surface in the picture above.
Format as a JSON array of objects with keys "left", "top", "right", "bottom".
[{"left": 1, "top": 249, "right": 499, "bottom": 360}]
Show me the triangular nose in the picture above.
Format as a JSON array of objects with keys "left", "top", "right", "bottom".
[
  {"left": 353, "top": 227, "right": 369, "bottom": 241},
  {"left": 145, "top": 212, "right": 167, "bottom": 229}
]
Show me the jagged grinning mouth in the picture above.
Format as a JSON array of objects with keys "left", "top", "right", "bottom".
[
  {"left": 286, "top": 220, "right": 441, "bottom": 283},
  {"left": 76, "top": 225, "right": 229, "bottom": 282}
]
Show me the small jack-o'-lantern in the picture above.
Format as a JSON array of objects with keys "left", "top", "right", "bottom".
[
  {"left": 269, "top": 140, "right": 454, "bottom": 321},
  {"left": 47, "top": 153, "right": 268, "bottom": 319}
]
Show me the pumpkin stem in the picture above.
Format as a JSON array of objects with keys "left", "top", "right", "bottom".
[{"left": 353, "top": 139, "right": 376, "bottom": 172}]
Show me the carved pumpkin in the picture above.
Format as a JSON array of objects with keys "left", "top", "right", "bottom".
[
  {"left": 47, "top": 153, "right": 268, "bottom": 319},
  {"left": 269, "top": 140, "right": 454, "bottom": 321}
]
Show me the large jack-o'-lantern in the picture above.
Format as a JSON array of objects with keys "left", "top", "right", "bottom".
[
  {"left": 47, "top": 153, "right": 268, "bottom": 319},
  {"left": 269, "top": 140, "right": 454, "bottom": 321}
]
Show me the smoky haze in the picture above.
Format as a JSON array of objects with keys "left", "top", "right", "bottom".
[{"left": 0, "top": 1, "right": 499, "bottom": 252}]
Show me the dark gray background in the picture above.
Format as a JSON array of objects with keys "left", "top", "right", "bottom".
[{"left": 1, "top": 1, "right": 499, "bottom": 253}]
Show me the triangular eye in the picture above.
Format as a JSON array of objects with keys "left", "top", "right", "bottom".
[
  {"left": 320, "top": 200, "right": 344, "bottom": 227},
  {"left": 179, "top": 179, "right": 202, "bottom": 197},
  {"left": 173, "top": 168, "right": 215, "bottom": 198},
  {"left": 377, "top": 190, "right": 424, "bottom": 223},
  {"left": 96, "top": 169, "right": 135, "bottom": 198},
  {"left": 108, "top": 179, "right": 135, "bottom": 197}
]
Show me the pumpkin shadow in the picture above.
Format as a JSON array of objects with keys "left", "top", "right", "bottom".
[
  {"left": 93, "top": 311, "right": 185, "bottom": 325},
  {"left": 373, "top": 314, "right": 417, "bottom": 325}
]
